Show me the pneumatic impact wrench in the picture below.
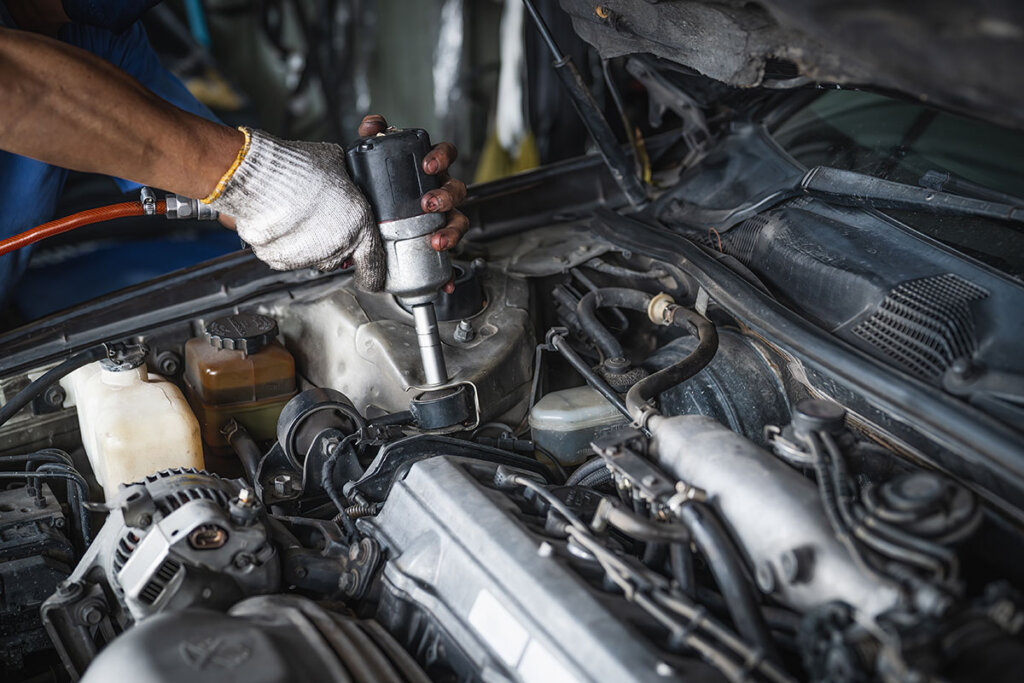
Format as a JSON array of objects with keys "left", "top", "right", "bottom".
[{"left": 346, "top": 128, "right": 474, "bottom": 430}]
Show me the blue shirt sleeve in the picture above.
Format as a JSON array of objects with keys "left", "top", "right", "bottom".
[
  {"left": 0, "top": 9, "right": 224, "bottom": 299},
  {"left": 61, "top": 0, "right": 162, "bottom": 34}
]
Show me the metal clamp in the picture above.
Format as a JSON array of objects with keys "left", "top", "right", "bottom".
[{"left": 139, "top": 187, "right": 157, "bottom": 215}]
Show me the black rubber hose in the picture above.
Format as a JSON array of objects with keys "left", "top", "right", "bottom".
[
  {"left": 679, "top": 502, "right": 781, "bottom": 664},
  {"left": 576, "top": 288, "right": 655, "bottom": 362},
  {"left": 819, "top": 431, "right": 955, "bottom": 579},
  {"left": 0, "top": 344, "right": 108, "bottom": 429},
  {"left": 625, "top": 306, "right": 718, "bottom": 422},
  {"left": 223, "top": 420, "right": 262, "bottom": 485},
  {"left": 670, "top": 542, "right": 695, "bottom": 597},
  {"left": 566, "top": 457, "right": 608, "bottom": 486},
  {"left": 577, "top": 292, "right": 626, "bottom": 360}
]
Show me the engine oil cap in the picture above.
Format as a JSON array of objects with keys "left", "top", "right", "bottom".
[{"left": 205, "top": 313, "right": 278, "bottom": 354}]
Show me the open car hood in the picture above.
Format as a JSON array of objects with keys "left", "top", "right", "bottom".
[{"left": 559, "top": 0, "right": 1024, "bottom": 129}]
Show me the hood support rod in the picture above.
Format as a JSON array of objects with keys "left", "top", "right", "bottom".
[{"left": 521, "top": 0, "right": 648, "bottom": 208}]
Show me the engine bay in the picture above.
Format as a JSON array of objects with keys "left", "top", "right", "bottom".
[{"left": 0, "top": 214, "right": 1022, "bottom": 683}]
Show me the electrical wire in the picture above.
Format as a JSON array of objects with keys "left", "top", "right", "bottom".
[
  {"left": 321, "top": 433, "right": 362, "bottom": 541},
  {"left": 0, "top": 201, "right": 166, "bottom": 257}
]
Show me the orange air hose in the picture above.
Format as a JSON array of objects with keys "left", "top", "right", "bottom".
[{"left": 0, "top": 200, "right": 167, "bottom": 258}]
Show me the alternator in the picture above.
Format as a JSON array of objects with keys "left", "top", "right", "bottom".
[{"left": 42, "top": 469, "right": 280, "bottom": 679}]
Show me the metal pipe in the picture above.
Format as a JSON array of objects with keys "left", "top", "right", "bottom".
[
  {"left": 412, "top": 303, "right": 449, "bottom": 386},
  {"left": 548, "top": 332, "right": 630, "bottom": 419}
]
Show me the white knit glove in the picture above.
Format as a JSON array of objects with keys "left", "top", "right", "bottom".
[{"left": 205, "top": 128, "right": 385, "bottom": 291}]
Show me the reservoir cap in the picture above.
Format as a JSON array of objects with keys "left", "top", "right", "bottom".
[{"left": 205, "top": 313, "right": 278, "bottom": 354}]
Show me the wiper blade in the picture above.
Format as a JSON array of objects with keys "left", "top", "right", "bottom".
[{"left": 800, "top": 166, "right": 1024, "bottom": 224}]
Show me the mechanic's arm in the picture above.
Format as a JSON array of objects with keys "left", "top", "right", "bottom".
[
  {"left": 0, "top": 27, "right": 468, "bottom": 290},
  {"left": 0, "top": 26, "right": 240, "bottom": 200}
]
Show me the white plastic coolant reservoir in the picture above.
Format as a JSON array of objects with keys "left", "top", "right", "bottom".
[
  {"left": 61, "top": 361, "right": 204, "bottom": 498},
  {"left": 530, "top": 385, "right": 630, "bottom": 466}
]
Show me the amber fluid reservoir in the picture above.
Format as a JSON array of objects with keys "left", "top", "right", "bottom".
[{"left": 184, "top": 313, "right": 297, "bottom": 450}]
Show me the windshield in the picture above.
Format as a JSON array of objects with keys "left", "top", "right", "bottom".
[{"left": 769, "top": 90, "right": 1024, "bottom": 280}]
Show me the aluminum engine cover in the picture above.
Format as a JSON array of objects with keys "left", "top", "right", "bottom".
[{"left": 362, "top": 456, "right": 723, "bottom": 683}]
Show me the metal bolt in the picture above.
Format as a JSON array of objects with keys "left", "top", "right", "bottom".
[
  {"left": 42, "top": 384, "right": 66, "bottom": 409},
  {"left": 755, "top": 561, "right": 776, "bottom": 594},
  {"left": 156, "top": 351, "right": 182, "bottom": 376},
  {"left": 78, "top": 603, "right": 104, "bottom": 626},
  {"left": 294, "top": 566, "right": 309, "bottom": 579},
  {"left": 780, "top": 547, "right": 813, "bottom": 585},
  {"left": 237, "top": 488, "right": 256, "bottom": 506},
  {"left": 272, "top": 474, "right": 295, "bottom": 497},
  {"left": 136, "top": 513, "right": 152, "bottom": 529},
  {"left": 232, "top": 552, "right": 255, "bottom": 569},
  {"left": 321, "top": 437, "right": 341, "bottom": 457},
  {"left": 454, "top": 319, "right": 475, "bottom": 343}
]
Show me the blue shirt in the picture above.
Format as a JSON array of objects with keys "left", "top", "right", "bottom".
[{"left": 0, "top": 6, "right": 218, "bottom": 299}]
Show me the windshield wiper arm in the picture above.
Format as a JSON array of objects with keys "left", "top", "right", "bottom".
[
  {"left": 918, "top": 169, "right": 1024, "bottom": 206},
  {"left": 800, "top": 166, "right": 1024, "bottom": 224}
]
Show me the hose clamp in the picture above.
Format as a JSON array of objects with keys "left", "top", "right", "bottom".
[
  {"left": 647, "top": 292, "right": 675, "bottom": 326},
  {"left": 631, "top": 403, "right": 659, "bottom": 432},
  {"left": 139, "top": 187, "right": 157, "bottom": 216},
  {"left": 666, "top": 481, "right": 708, "bottom": 514}
]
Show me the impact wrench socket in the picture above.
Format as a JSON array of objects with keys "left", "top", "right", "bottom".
[{"left": 346, "top": 128, "right": 451, "bottom": 387}]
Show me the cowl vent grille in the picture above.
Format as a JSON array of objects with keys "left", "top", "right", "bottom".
[{"left": 852, "top": 274, "right": 988, "bottom": 380}]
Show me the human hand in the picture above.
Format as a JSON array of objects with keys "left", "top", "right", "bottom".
[
  {"left": 357, "top": 115, "right": 469, "bottom": 259},
  {"left": 205, "top": 128, "right": 385, "bottom": 290}
]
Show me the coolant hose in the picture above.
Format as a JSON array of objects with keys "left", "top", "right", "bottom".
[
  {"left": 679, "top": 502, "right": 781, "bottom": 664},
  {"left": 223, "top": 420, "right": 263, "bottom": 485},
  {"left": 576, "top": 288, "right": 654, "bottom": 361},
  {"left": 0, "top": 201, "right": 166, "bottom": 257},
  {"left": 625, "top": 305, "right": 718, "bottom": 423},
  {"left": 0, "top": 344, "right": 110, "bottom": 429}
]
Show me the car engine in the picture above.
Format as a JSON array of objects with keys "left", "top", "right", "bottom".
[{"left": 0, "top": 211, "right": 1022, "bottom": 683}]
